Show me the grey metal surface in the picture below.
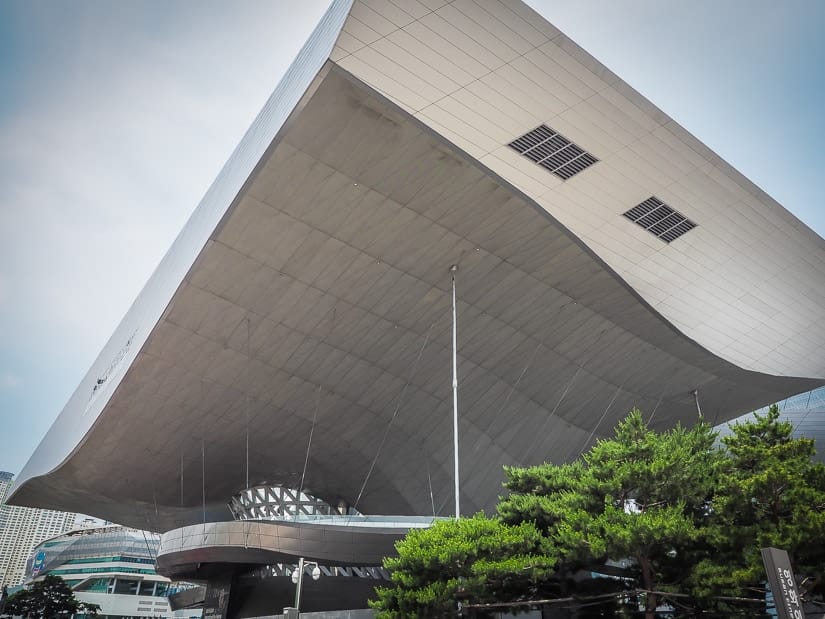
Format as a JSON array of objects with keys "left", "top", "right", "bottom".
[
  {"left": 7, "top": 0, "right": 355, "bottom": 507},
  {"left": 9, "top": 65, "right": 821, "bottom": 531},
  {"left": 156, "top": 520, "right": 410, "bottom": 573},
  {"left": 8, "top": 1, "right": 825, "bottom": 534},
  {"left": 330, "top": 0, "right": 825, "bottom": 380},
  {"left": 168, "top": 585, "right": 206, "bottom": 611}
]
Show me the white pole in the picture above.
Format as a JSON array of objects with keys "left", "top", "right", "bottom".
[
  {"left": 450, "top": 264, "right": 460, "bottom": 520},
  {"left": 692, "top": 389, "right": 702, "bottom": 418},
  {"left": 294, "top": 557, "right": 305, "bottom": 610}
]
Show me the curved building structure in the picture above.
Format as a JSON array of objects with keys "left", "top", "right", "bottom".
[
  {"left": 24, "top": 525, "right": 200, "bottom": 619},
  {"left": 9, "top": 0, "right": 825, "bottom": 537}
]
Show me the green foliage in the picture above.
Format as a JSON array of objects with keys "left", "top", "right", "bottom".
[
  {"left": 370, "top": 513, "right": 555, "bottom": 618},
  {"left": 694, "top": 404, "right": 825, "bottom": 600},
  {"left": 1, "top": 574, "right": 100, "bottom": 618},
  {"left": 371, "top": 405, "right": 825, "bottom": 617},
  {"left": 500, "top": 409, "right": 721, "bottom": 618}
]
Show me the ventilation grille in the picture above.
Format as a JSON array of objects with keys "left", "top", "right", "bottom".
[
  {"left": 623, "top": 197, "right": 696, "bottom": 243},
  {"left": 508, "top": 124, "right": 598, "bottom": 180}
]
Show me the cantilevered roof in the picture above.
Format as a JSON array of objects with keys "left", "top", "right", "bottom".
[{"left": 9, "top": 0, "right": 824, "bottom": 531}]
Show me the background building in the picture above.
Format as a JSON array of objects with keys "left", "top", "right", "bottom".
[
  {"left": 0, "top": 471, "right": 77, "bottom": 588},
  {"left": 25, "top": 524, "right": 200, "bottom": 619},
  {"left": 719, "top": 385, "right": 825, "bottom": 462}
]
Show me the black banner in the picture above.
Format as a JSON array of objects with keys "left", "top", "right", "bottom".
[
  {"left": 202, "top": 574, "right": 233, "bottom": 619},
  {"left": 761, "top": 547, "right": 803, "bottom": 619}
]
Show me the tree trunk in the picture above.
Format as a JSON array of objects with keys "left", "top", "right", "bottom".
[{"left": 639, "top": 556, "right": 656, "bottom": 619}]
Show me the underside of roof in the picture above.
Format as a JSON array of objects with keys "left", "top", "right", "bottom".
[{"left": 9, "top": 0, "right": 824, "bottom": 532}]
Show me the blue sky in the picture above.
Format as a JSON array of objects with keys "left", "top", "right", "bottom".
[{"left": 1, "top": 0, "right": 823, "bottom": 475}]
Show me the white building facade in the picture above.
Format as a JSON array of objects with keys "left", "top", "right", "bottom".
[
  {"left": 0, "top": 471, "right": 77, "bottom": 588},
  {"left": 25, "top": 525, "right": 200, "bottom": 619}
]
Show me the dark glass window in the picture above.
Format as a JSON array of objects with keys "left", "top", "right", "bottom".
[
  {"left": 138, "top": 581, "right": 155, "bottom": 596},
  {"left": 74, "top": 578, "right": 112, "bottom": 593},
  {"left": 114, "top": 579, "right": 139, "bottom": 595}
]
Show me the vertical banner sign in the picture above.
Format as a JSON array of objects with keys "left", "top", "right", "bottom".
[
  {"left": 761, "top": 547, "right": 803, "bottom": 619},
  {"left": 31, "top": 552, "right": 46, "bottom": 576},
  {"left": 202, "top": 575, "right": 233, "bottom": 619}
]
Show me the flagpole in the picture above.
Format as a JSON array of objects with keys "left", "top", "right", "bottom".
[{"left": 450, "top": 264, "right": 460, "bottom": 520}]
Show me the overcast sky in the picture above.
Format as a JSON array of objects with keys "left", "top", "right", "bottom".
[{"left": 1, "top": 0, "right": 823, "bottom": 475}]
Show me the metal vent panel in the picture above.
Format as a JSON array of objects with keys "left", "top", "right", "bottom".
[
  {"left": 623, "top": 197, "right": 696, "bottom": 243},
  {"left": 508, "top": 125, "right": 598, "bottom": 180}
]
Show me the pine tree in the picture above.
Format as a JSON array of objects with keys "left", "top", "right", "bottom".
[
  {"left": 499, "top": 409, "right": 722, "bottom": 618},
  {"left": 1, "top": 574, "right": 100, "bottom": 619},
  {"left": 370, "top": 514, "right": 555, "bottom": 618},
  {"left": 693, "top": 404, "right": 825, "bottom": 603},
  {"left": 370, "top": 406, "right": 825, "bottom": 617}
]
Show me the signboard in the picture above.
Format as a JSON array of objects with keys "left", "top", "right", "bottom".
[
  {"left": 31, "top": 552, "right": 46, "bottom": 576},
  {"left": 202, "top": 575, "right": 233, "bottom": 619},
  {"left": 761, "top": 547, "right": 803, "bottom": 619}
]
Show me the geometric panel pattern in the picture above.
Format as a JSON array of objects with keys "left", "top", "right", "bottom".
[
  {"left": 228, "top": 485, "right": 359, "bottom": 520},
  {"left": 256, "top": 563, "right": 390, "bottom": 581},
  {"left": 623, "top": 196, "right": 697, "bottom": 243},
  {"left": 508, "top": 124, "right": 599, "bottom": 180}
]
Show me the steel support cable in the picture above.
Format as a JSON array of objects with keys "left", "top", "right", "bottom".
[
  {"left": 201, "top": 438, "right": 207, "bottom": 544},
  {"left": 245, "top": 317, "right": 251, "bottom": 491},
  {"left": 491, "top": 330, "right": 550, "bottom": 436},
  {"left": 522, "top": 364, "right": 583, "bottom": 462},
  {"left": 571, "top": 349, "right": 649, "bottom": 460},
  {"left": 140, "top": 527, "right": 156, "bottom": 563},
  {"left": 790, "top": 388, "right": 816, "bottom": 435},
  {"left": 435, "top": 492, "right": 452, "bottom": 517},
  {"left": 298, "top": 384, "right": 323, "bottom": 504},
  {"left": 647, "top": 373, "right": 675, "bottom": 427},
  {"left": 353, "top": 318, "right": 439, "bottom": 513},
  {"left": 152, "top": 488, "right": 160, "bottom": 536},
  {"left": 244, "top": 317, "right": 252, "bottom": 548},
  {"left": 571, "top": 377, "right": 628, "bottom": 461},
  {"left": 353, "top": 262, "right": 465, "bottom": 514},
  {"left": 233, "top": 302, "right": 340, "bottom": 527},
  {"left": 289, "top": 305, "right": 338, "bottom": 519},
  {"left": 522, "top": 326, "right": 609, "bottom": 462},
  {"left": 647, "top": 392, "right": 665, "bottom": 427},
  {"left": 424, "top": 449, "right": 436, "bottom": 518}
]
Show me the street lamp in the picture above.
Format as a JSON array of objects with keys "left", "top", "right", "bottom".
[{"left": 287, "top": 557, "right": 320, "bottom": 615}]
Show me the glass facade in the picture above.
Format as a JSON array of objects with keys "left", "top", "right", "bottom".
[
  {"left": 75, "top": 577, "right": 113, "bottom": 593},
  {"left": 63, "top": 556, "right": 155, "bottom": 565},
  {"left": 27, "top": 526, "right": 160, "bottom": 577},
  {"left": 228, "top": 484, "right": 361, "bottom": 520},
  {"left": 25, "top": 526, "right": 173, "bottom": 600},
  {"left": 717, "top": 386, "right": 825, "bottom": 462},
  {"left": 50, "top": 567, "right": 156, "bottom": 575},
  {"left": 24, "top": 525, "right": 200, "bottom": 619}
]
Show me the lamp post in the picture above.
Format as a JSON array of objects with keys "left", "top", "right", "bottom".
[{"left": 288, "top": 557, "right": 320, "bottom": 615}]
